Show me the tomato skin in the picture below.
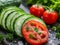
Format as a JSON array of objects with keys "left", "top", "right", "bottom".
[
  {"left": 30, "top": 5, "right": 44, "bottom": 17},
  {"left": 22, "top": 20, "right": 49, "bottom": 45},
  {"left": 33, "top": 44, "right": 39, "bottom": 45},
  {"left": 43, "top": 10, "right": 58, "bottom": 24}
]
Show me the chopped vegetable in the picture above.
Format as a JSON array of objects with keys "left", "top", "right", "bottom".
[
  {"left": 29, "top": 34, "right": 34, "bottom": 39},
  {"left": 52, "top": 24, "right": 60, "bottom": 32},
  {"left": 56, "top": 33, "right": 60, "bottom": 39},
  {"left": 26, "top": 27, "right": 31, "bottom": 31},
  {"left": 52, "top": 26, "right": 57, "bottom": 31},
  {"left": 34, "top": 27, "right": 38, "bottom": 32},
  {"left": 56, "top": 24, "right": 60, "bottom": 31},
  {"left": 6, "top": 33, "right": 13, "bottom": 42}
]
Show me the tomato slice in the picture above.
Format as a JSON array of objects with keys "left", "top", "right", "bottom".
[{"left": 22, "top": 20, "right": 49, "bottom": 45}]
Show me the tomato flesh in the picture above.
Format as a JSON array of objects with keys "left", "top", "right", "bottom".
[{"left": 22, "top": 20, "right": 49, "bottom": 45}]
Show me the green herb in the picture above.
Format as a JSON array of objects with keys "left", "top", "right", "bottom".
[
  {"left": 52, "top": 26, "right": 57, "bottom": 31},
  {"left": 6, "top": 33, "right": 13, "bottom": 42},
  {"left": 56, "top": 33, "right": 60, "bottom": 39},
  {"left": 26, "top": 0, "right": 52, "bottom": 6},
  {"left": 56, "top": 24, "right": 60, "bottom": 31},
  {"left": 26, "top": 27, "right": 31, "bottom": 31},
  {"left": 52, "top": 24, "right": 60, "bottom": 32},
  {"left": 38, "top": 32, "right": 42, "bottom": 35},
  {"left": 26, "top": 0, "right": 37, "bottom": 6},
  {"left": 0, "top": 34, "right": 3, "bottom": 43},
  {"left": 29, "top": 34, "right": 34, "bottom": 39},
  {"left": 34, "top": 27, "right": 38, "bottom": 32}
]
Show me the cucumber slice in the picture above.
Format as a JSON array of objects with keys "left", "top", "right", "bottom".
[
  {"left": 0, "top": 7, "right": 17, "bottom": 25},
  {"left": 4, "top": 6, "right": 26, "bottom": 14},
  {"left": 6, "top": 12, "right": 17, "bottom": 30},
  {"left": 14, "top": 15, "right": 32, "bottom": 37},
  {"left": 10, "top": 14, "right": 22, "bottom": 32},
  {"left": 2, "top": 10, "right": 15, "bottom": 29},
  {"left": 0, "top": 7, "right": 26, "bottom": 25},
  {"left": 10, "top": 13, "right": 27, "bottom": 32},
  {"left": 4, "top": 6, "right": 26, "bottom": 15}
]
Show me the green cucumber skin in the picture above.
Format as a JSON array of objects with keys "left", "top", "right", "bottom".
[
  {"left": 23, "top": 17, "right": 46, "bottom": 27},
  {"left": 10, "top": 14, "right": 22, "bottom": 32},
  {"left": 0, "top": 6, "right": 26, "bottom": 25},
  {"left": 2, "top": 10, "right": 15, "bottom": 29},
  {"left": 6, "top": 12, "right": 17, "bottom": 30},
  {"left": 14, "top": 15, "right": 32, "bottom": 37},
  {"left": 0, "top": 6, "right": 21, "bottom": 25},
  {"left": 0, "top": 6, "right": 26, "bottom": 26},
  {"left": 10, "top": 13, "right": 27, "bottom": 31},
  {"left": 3, "top": 6, "right": 25, "bottom": 14}
]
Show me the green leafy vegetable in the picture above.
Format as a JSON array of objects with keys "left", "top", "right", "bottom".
[
  {"left": 26, "top": 0, "right": 52, "bottom": 6},
  {"left": 56, "top": 24, "right": 60, "bottom": 31},
  {"left": 6, "top": 33, "right": 13, "bottom": 42},
  {"left": 52, "top": 26, "right": 57, "bottom": 31},
  {"left": 52, "top": 24, "right": 60, "bottom": 32},
  {"left": 56, "top": 33, "right": 60, "bottom": 39},
  {"left": 26, "top": 0, "right": 37, "bottom": 6}
]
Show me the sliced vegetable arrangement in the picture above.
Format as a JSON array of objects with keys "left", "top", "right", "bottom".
[
  {"left": 28, "top": 0, "right": 60, "bottom": 39},
  {"left": 0, "top": 6, "right": 49, "bottom": 45},
  {"left": 26, "top": 0, "right": 60, "bottom": 41},
  {"left": 0, "top": 0, "right": 60, "bottom": 45}
]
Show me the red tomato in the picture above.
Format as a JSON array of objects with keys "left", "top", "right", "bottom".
[
  {"left": 30, "top": 5, "right": 44, "bottom": 17},
  {"left": 43, "top": 10, "right": 58, "bottom": 24},
  {"left": 32, "top": 44, "right": 42, "bottom": 45},
  {"left": 22, "top": 20, "right": 49, "bottom": 45},
  {"left": 32, "top": 44, "right": 40, "bottom": 44}
]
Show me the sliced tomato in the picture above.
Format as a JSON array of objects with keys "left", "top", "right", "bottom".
[
  {"left": 32, "top": 44, "right": 42, "bottom": 45},
  {"left": 22, "top": 20, "right": 49, "bottom": 45}
]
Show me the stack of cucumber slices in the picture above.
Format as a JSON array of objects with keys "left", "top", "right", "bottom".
[{"left": 0, "top": 6, "right": 46, "bottom": 37}]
